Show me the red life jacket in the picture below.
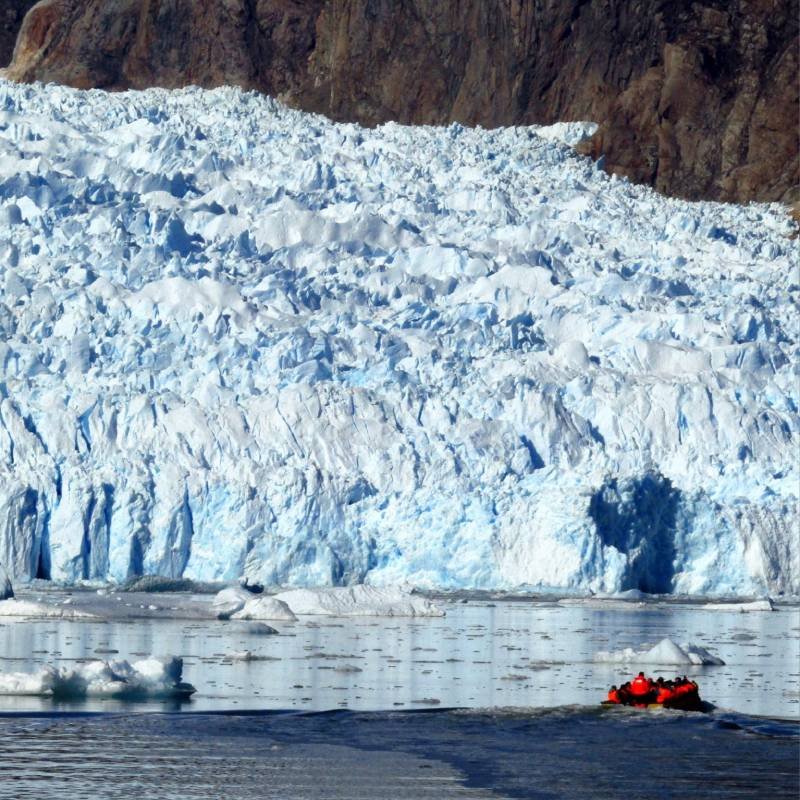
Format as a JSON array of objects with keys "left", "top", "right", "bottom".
[
  {"left": 656, "top": 685, "right": 676, "bottom": 704},
  {"left": 631, "top": 675, "right": 651, "bottom": 696},
  {"left": 607, "top": 688, "right": 621, "bottom": 703}
]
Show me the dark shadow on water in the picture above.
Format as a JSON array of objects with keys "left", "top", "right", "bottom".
[{"left": 0, "top": 706, "right": 796, "bottom": 799}]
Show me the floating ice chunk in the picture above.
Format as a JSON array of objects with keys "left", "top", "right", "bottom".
[
  {"left": 558, "top": 598, "right": 646, "bottom": 609},
  {"left": 230, "top": 596, "right": 297, "bottom": 621},
  {"left": 594, "top": 637, "right": 725, "bottom": 665},
  {"left": 703, "top": 599, "right": 775, "bottom": 612},
  {"left": 239, "top": 622, "right": 279, "bottom": 636},
  {"left": 228, "top": 650, "right": 256, "bottom": 661},
  {"left": 212, "top": 586, "right": 255, "bottom": 618},
  {"left": 0, "top": 599, "right": 96, "bottom": 619},
  {"left": 0, "top": 657, "right": 195, "bottom": 698},
  {"left": 274, "top": 586, "right": 445, "bottom": 617},
  {"left": 0, "top": 564, "right": 12, "bottom": 600}
]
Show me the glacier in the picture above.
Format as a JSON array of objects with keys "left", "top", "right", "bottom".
[{"left": 0, "top": 80, "right": 797, "bottom": 595}]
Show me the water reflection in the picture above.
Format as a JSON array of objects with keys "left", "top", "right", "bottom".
[{"left": 0, "top": 600, "right": 797, "bottom": 718}]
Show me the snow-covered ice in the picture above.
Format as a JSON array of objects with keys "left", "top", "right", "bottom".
[
  {"left": 0, "top": 598, "right": 96, "bottom": 618},
  {"left": 274, "top": 586, "right": 445, "bottom": 616},
  {"left": 594, "top": 638, "right": 726, "bottom": 665},
  {"left": 213, "top": 585, "right": 296, "bottom": 620},
  {"left": 231, "top": 595, "right": 297, "bottom": 621},
  {"left": 0, "top": 80, "right": 797, "bottom": 595},
  {"left": 212, "top": 585, "right": 256, "bottom": 618},
  {"left": 703, "top": 599, "right": 775, "bottom": 612},
  {"left": 0, "top": 656, "right": 195, "bottom": 698}
]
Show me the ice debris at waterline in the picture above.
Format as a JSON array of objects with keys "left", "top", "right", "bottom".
[
  {"left": 0, "top": 598, "right": 96, "bottom": 619},
  {"left": 703, "top": 599, "right": 775, "bottom": 612},
  {"left": 273, "top": 586, "right": 445, "bottom": 617},
  {"left": 0, "top": 657, "right": 195, "bottom": 698},
  {"left": 594, "top": 638, "right": 725, "bottom": 665},
  {"left": 0, "top": 80, "right": 797, "bottom": 595}
]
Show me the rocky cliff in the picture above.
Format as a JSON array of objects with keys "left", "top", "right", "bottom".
[
  {"left": 0, "top": 0, "right": 36, "bottom": 67},
  {"left": 3, "top": 0, "right": 799, "bottom": 202}
]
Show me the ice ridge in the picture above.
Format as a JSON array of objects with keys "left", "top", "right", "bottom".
[{"left": 0, "top": 81, "right": 797, "bottom": 595}]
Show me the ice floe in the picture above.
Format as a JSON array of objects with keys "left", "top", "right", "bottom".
[
  {"left": 0, "top": 598, "right": 96, "bottom": 619},
  {"left": 212, "top": 585, "right": 257, "bottom": 618},
  {"left": 703, "top": 599, "right": 775, "bottom": 612},
  {"left": 0, "top": 656, "right": 195, "bottom": 698},
  {"left": 274, "top": 586, "right": 445, "bottom": 617},
  {"left": 0, "top": 80, "right": 796, "bottom": 595},
  {"left": 231, "top": 595, "right": 297, "bottom": 621},
  {"left": 594, "top": 638, "right": 725, "bottom": 665}
]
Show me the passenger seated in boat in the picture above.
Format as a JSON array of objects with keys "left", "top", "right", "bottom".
[
  {"left": 630, "top": 671, "right": 652, "bottom": 698},
  {"left": 655, "top": 678, "right": 676, "bottom": 704}
]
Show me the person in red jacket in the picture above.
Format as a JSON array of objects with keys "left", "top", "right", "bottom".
[
  {"left": 655, "top": 678, "right": 676, "bottom": 704},
  {"left": 630, "top": 671, "right": 652, "bottom": 698},
  {"left": 675, "top": 677, "right": 698, "bottom": 697},
  {"left": 607, "top": 685, "right": 621, "bottom": 703}
]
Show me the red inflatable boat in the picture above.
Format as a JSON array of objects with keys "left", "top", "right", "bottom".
[{"left": 602, "top": 673, "right": 705, "bottom": 711}]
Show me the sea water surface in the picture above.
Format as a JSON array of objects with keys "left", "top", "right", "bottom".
[
  {"left": 0, "top": 593, "right": 797, "bottom": 716},
  {"left": 0, "top": 594, "right": 797, "bottom": 799}
]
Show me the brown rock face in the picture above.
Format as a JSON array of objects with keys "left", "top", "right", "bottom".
[
  {"left": 0, "top": 0, "right": 37, "bottom": 67},
  {"left": 579, "top": 2, "right": 800, "bottom": 203},
  {"left": 5, "top": 0, "right": 799, "bottom": 203}
]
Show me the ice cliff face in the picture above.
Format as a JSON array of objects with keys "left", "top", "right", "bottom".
[{"left": 0, "top": 81, "right": 797, "bottom": 595}]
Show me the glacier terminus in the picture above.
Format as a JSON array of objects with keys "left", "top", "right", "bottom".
[{"left": 0, "top": 81, "right": 797, "bottom": 596}]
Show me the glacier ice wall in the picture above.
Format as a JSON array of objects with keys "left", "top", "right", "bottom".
[{"left": 0, "top": 81, "right": 797, "bottom": 595}]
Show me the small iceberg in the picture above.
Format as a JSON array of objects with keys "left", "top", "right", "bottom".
[
  {"left": 703, "top": 599, "right": 774, "bottom": 612},
  {"left": 231, "top": 596, "right": 297, "bottom": 622},
  {"left": 594, "top": 638, "right": 725, "bottom": 665},
  {"left": 0, "top": 657, "right": 196, "bottom": 699},
  {"left": 274, "top": 586, "right": 445, "bottom": 617},
  {"left": 213, "top": 587, "right": 297, "bottom": 621},
  {"left": 0, "top": 599, "right": 97, "bottom": 619},
  {"left": 212, "top": 586, "right": 258, "bottom": 618}
]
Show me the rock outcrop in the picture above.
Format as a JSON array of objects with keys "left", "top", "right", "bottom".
[
  {"left": 4, "top": 0, "right": 798, "bottom": 202},
  {"left": 0, "top": 0, "right": 37, "bottom": 67},
  {"left": 577, "top": 2, "right": 799, "bottom": 203}
]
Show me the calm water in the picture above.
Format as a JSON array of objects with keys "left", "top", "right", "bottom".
[
  {"left": 0, "top": 706, "right": 797, "bottom": 799},
  {"left": 0, "top": 596, "right": 797, "bottom": 717},
  {"left": 1, "top": 597, "right": 797, "bottom": 799}
]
